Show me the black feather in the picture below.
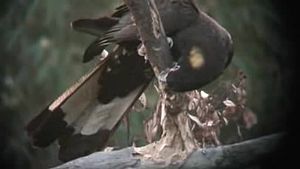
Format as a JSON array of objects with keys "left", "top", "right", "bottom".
[
  {"left": 82, "top": 39, "right": 110, "bottom": 63},
  {"left": 112, "top": 4, "right": 129, "bottom": 18},
  {"left": 26, "top": 107, "right": 69, "bottom": 147},
  {"left": 71, "top": 17, "right": 118, "bottom": 37},
  {"left": 26, "top": 46, "right": 153, "bottom": 162}
]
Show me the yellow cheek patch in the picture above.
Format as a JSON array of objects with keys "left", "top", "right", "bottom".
[{"left": 188, "top": 46, "right": 205, "bottom": 69}]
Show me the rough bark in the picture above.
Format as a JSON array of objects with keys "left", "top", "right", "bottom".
[
  {"left": 123, "top": 0, "right": 200, "bottom": 163},
  {"left": 124, "top": 0, "right": 173, "bottom": 74},
  {"left": 52, "top": 133, "right": 285, "bottom": 169}
]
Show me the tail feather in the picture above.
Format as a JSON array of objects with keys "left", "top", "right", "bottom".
[
  {"left": 26, "top": 46, "right": 153, "bottom": 161},
  {"left": 26, "top": 57, "right": 109, "bottom": 148},
  {"left": 26, "top": 107, "right": 71, "bottom": 147}
]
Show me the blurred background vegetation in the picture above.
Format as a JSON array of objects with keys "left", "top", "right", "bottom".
[{"left": 0, "top": 0, "right": 294, "bottom": 168}]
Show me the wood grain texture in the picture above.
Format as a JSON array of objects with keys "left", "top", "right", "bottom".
[{"left": 52, "top": 133, "right": 285, "bottom": 169}]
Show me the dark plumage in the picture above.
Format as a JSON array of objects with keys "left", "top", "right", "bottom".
[{"left": 26, "top": 0, "right": 233, "bottom": 162}]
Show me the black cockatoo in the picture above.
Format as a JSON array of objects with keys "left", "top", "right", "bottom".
[{"left": 26, "top": 0, "right": 233, "bottom": 162}]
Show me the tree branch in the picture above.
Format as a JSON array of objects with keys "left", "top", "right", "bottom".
[
  {"left": 52, "top": 1, "right": 284, "bottom": 169},
  {"left": 123, "top": 0, "right": 200, "bottom": 163},
  {"left": 124, "top": 0, "right": 173, "bottom": 75},
  {"left": 52, "top": 133, "right": 285, "bottom": 169}
]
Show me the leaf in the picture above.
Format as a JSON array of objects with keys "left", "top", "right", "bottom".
[
  {"left": 206, "top": 120, "right": 214, "bottom": 127},
  {"left": 223, "top": 99, "right": 236, "bottom": 107},
  {"left": 200, "top": 90, "right": 209, "bottom": 99},
  {"left": 243, "top": 109, "right": 258, "bottom": 129},
  {"left": 188, "top": 113, "right": 203, "bottom": 127}
]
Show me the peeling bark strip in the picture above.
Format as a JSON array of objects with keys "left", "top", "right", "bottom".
[{"left": 52, "top": 133, "right": 285, "bottom": 169}]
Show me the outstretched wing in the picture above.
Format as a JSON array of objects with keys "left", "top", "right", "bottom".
[
  {"left": 71, "top": 3, "right": 139, "bottom": 63},
  {"left": 70, "top": 3, "right": 130, "bottom": 37},
  {"left": 26, "top": 46, "right": 153, "bottom": 162}
]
